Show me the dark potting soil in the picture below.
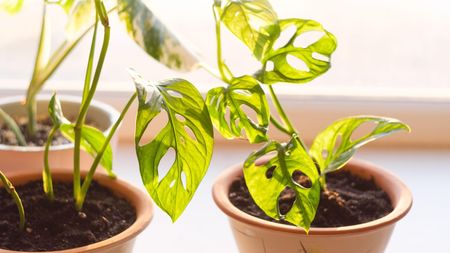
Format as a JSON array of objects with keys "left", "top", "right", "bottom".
[
  {"left": 0, "top": 180, "right": 136, "bottom": 251},
  {"left": 229, "top": 170, "right": 393, "bottom": 227},
  {"left": 0, "top": 117, "right": 69, "bottom": 147}
]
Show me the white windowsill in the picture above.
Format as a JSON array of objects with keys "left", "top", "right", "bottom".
[{"left": 1, "top": 79, "right": 449, "bottom": 148}]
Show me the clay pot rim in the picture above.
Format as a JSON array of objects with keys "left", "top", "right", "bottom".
[
  {"left": 0, "top": 169, "right": 153, "bottom": 253},
  {"left": 212, "top": 158, "right": 413, "bottom": 236},
  {"left": 0, "top": 95, "right": 119, "bottom": 152}
]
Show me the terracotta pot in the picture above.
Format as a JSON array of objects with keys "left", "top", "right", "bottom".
[
  {"left": 0, "top": 169, "right": 153, "bottom": 253},
  {"left": 0, "top": 95, "right": 120, "bottom": 174},
  {"left": 213, "top": 159, "right": 413, "bottom": 253}
]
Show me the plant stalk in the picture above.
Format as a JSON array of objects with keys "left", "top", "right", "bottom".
[
  {"left": 43, "top": 126, "right": 57, "bottom": 201},
  {"left": 76, "top": 93, "right": 137, "bottom": 210},
  {"left": 74, "top": 0, "right": 111, "bottom": 204},
  {"left": 268, "top": 85, "right": 308, "bottom": 150},
  {"left": 0, "top": 108, "right": 26, "bottom": 146},
  {"left": 213, "top": 4, "right": 232, "bottom": 83},
  {"left": 0, "top": 171, "right": 25, "bottom": 230},
  {"left": 26, "top": 4, "right": 50, "bottom": 136}
]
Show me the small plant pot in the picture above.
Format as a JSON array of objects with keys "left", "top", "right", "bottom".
[
  {"left": 0, "top": 169, "right": 153, "bottom": 253},
  {"left": 0, "top": 95, "right": 120, "bottom": 174},
  {"left": 213, "top": 159, "right": 413, "bottom": 253}
]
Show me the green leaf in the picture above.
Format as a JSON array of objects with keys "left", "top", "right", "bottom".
[
  {"left": 48, "top": 94, "right": 70, "bottom": 127},
  {"left": 117, "top": 0, "right": 200, "bottom": 71},
  {"left": 0, "top": 0, "right": 24, "bottom": 13},
  {"left": 206, "top": 75, "right": 269, "bottom": 143},
  {"left": 257, "top": 18, "right": 337, "bottom": 85},
  {"left": 220, "top": 0, "right": 280, "bottom": 60},
  {"left": 47, "top": 95, "right": 115, "bottom": 177},
  {"left": 310, "top": 116, "right": 411, "bottom": 175},
  {"left": 244, "top": 137, "right": 320, "bottom": 230},
  {"left": 130, "top": 69, "right": 214, "bottom": 221},
  {"left": 60, "top": 124, "right": 115, "bottom": 178}
]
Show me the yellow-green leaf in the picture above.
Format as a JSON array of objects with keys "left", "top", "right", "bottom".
[
  {"left": 258, "top": 19, "right": 337, "bottom": 84},
  {"left": 220, "top": 0, "right": 280, "bottom": 60},
  {"left": 206, "top": 75, "right": 269, "bottom": 143},
  {"left": 310, "top": 116, "right": 410, "bottom": 175},
  {"left": 130, "top": 69, "right": 214, "bottom": 221},
  {"left": 244, "top": 138, "right": 320, "bottom": 231}
]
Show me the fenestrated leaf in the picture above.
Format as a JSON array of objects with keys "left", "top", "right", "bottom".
[
  {"left": 117, "top": 0, "right": 200, "bottom": 71},
  {"left": 0, "top": 0, "right": 24, "bottom": 13},
  {"left": 206, "top": 75, "right": 269, "bottom": 143},
  {"left": 257, "top": 18, "right": 337, "bottom": 85},
  {"left": 130, "top": 69, "right": 214, "bottom": 221},
  {"left": 310, "top": 116, "right": 410, "bottom": 175},
  {"left": 48, "top": 95, "right": 115, "bottom": 177},
  {"left": 244, "top": 137, "right": 320, "bottom": 230},
  {"left": 220, "top": 0, "right": 280, "bottom": 60}
]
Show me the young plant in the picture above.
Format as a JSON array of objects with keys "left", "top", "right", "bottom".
[
  {"left": 0, "top": 171, "right": 25, "bottom": 230},
  {"left": 199, "top": 0, "right": 410, "bottom": 231},
  {"left": 43, "top": 0, "right": 213, "bottom": 222},
  {"left": 0, "top": 0, "right": 201, "bottom": 143}
]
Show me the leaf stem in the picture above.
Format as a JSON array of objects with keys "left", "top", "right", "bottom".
[
  {"left": 268, "top": 85, "right": 308, "bottom": 150},
  {"left": 76, "top": 93, "right": 137, "bottom": 210},
  {"left": 0, "top": 108, "right": 26, "bottom": 146},
  {"left": 74, "top": 0, "right": 110, "bottom": 207},
  {"left": 43, "top": 126, "right": 56, "bottom": 201},
  {"left": 269, "top": 115, "right": 291, "bottom": 136},
  {"left": 198, "top": 62, "right": 223, "bottom": 81},
  {"left": 0, "top": 171, "right": 25, "bottom": 230},
  {"left": 213, "top": 4, "right": 233, "bottom": 83},
  {"left": 82, "top": 17, "right": 99, "bottom": 103},
  {"left": 26, "top": 4, "right": 49, "bottom": 136}
]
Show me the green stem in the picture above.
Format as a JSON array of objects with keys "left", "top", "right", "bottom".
[
  {"left": 74, "top": 0, "right": 111, "bottom": 204},
  {"left": 76, "top": 93, "right": 137, "bottom": 210},
  {"left": 0, "top": 171, "right": 25, "bottom": 230},
  {"left": 0, "top": 108, "right": 26, "bottom": 146},
  {"left": 43, "top": 126, "right": 56, "bottom": 201},
  {"left": 213, "top": 4, "right": 232, "bottom": 83},
  {"left": 268, "top": 85, "right": 308, "bottom": 150},
  {"left": 198, "top": 61, "right": 223, "bottom": 81},
  {"left": 26, "top": 4, "right": 49, "bottom": 136},
  {"left": 82, "top": 17, "right": 99, "bottom": 103},
  {"left": 270, "top": 116, "right": 291, "bottom": 136}
]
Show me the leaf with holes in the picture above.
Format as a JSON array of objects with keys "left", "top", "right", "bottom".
[
  {"left": 220, "top": 0, "right": 280, "bottom": 60},
  {"left": 310, "top": 116, "right": 410, "bottom": 175},
  {"left": 130, "top": 69, "right": 214, "bottom": 221},
  {"left": 244, "top": 137, "right": 320, "bottom": 230},
  {"left": 48, "top": 95, "right": 115, "bottom": 177},
  {"left": 118, "top": 0, "right": 200, "bottom": 71},
  {"left": 257, "top": 18, "right": 337, "bottom": 85},
  {"left": 0, "top": 0, "right": 24, "bottom": 13},
  {"left": 206, "top": 75, "right": 269, "bottom": 143}
]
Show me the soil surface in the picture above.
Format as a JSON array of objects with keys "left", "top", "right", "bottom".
[
  {"left": 229, "top": 170, "right": 393, "bottom": 227},
  {"left": 0, "top": 117, "right": 69, "bottom": 147},
  {"left": 0, "top": 180, "right": 136, "bottom": 251}
]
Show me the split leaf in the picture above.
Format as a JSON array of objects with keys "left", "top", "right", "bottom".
[
  {"left": 257, "top": 18, "right": 337, "bottom": 84},
  {"left": 244, "top": 137, "right": 320, "bottom": 230},
  {"left": 206, "top": 75, "right": 269, "bottom": 143},
  {"left": 310, "top": 116, "right": 410, "bottom": 175},
  {"left": 130, "top": 69, "right": 214, "bottom": 221}
]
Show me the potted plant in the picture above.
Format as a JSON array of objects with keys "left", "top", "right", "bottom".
[
  {"left": 205, "top": 1, "right": 413, "bottom": 253},
  {"left": 0, "top": 0, "right": 213, "bottom": 251},
  {"left": 0, "top": 0, "right": 200, "bottom": 173}
]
